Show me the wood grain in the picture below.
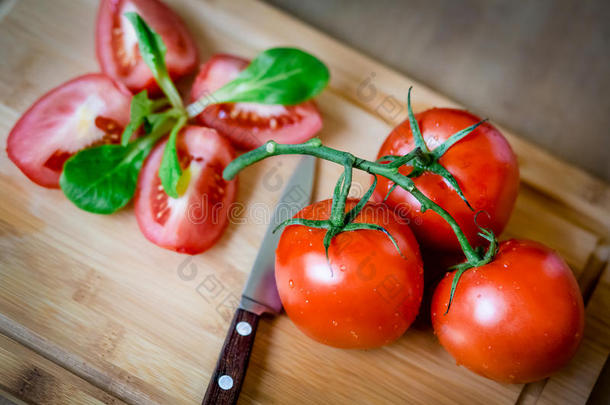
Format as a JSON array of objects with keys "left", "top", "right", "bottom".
[
  {"left": 0, "top": 333, "right": 124, "bottom": 405},
  {"left": 0, "top": 0, "right": 608, "bottom": 404}
]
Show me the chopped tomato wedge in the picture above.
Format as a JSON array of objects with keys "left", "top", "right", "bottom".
[
  {"left": 190, "top": 54, "right": 323, "bottom": 150},
  {"left": 6, "top": 74, "right": 132, "bottom": 188},
  {"left": 134, "top": 126, "right": 237, "bottom": 254},
  {"left": 96, "top": 0, "right": 199, "bottom": 93}
]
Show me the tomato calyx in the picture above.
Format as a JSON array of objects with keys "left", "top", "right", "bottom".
[
  {"left": 444, "top": 212, "right": 498, "bottom": 313},
  {"left": 377, "top": 87, "right": 487, "bottom": 210},
  {"left": 273, "top": 168, "right": 404, "bottom": 264}
]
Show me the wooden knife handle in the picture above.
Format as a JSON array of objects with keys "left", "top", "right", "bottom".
[{"left": 202, "top": 308, "right": 260, "bottom": 405}]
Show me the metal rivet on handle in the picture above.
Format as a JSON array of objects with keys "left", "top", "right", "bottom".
[
  {"left": 236, "top": 321, "right": 252, "bottom": 336},
  {"left": 218, "top": 375, "right": 234, "bottom": 390}
]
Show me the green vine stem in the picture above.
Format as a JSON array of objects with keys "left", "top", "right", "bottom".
[{"left": 224, "top": 138, "right": 494, "bottom": 266}]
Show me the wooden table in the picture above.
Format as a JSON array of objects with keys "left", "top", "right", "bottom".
[{"left": 0, "top": 0, "right": 609, "bottom": 404}]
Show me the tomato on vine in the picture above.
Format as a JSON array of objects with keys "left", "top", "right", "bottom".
[
  {"left": 275, "top": 199, "right": 423, "bottom": 348},
  {"left": 373, "top": 91, "right": 520, "bottom": 252},
  {"left": 431, "top": 239, "right": 584, "bottom": 383}
]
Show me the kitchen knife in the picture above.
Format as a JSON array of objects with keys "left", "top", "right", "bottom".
[{"left": 202, "top": 155, "right": 316, "bottom": 405}]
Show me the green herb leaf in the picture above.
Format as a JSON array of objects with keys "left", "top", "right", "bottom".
[
  {"left": 60, "top": 116, "right": 174, "bottom": 214},
  {"left": 121, "top": 90, "right": 154, "bottom": 145},
  {"left": 159, "top": 116, "right": 187, "bottom": 198},
  {"left": 125, "top": 12, "right": 183, "bottom": 109},
  {"left": 188, "top": 47, "right": 329, "bottom": 117}
]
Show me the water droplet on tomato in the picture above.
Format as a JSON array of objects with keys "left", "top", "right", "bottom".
[
  {"left": 339, "top": 265, "right": 346, "bottom": 271},
  {"left": 332, "top": 320, "right": 338, "bottom": 326},
  {"left": 305, "top": 299, "right": 309, "bottom": 304},
  {"left": 503, "top": 264, "right": 508, "bottom": 269},
  {"left": 288, "top": 280, "right": 294, "bottom": 288},
  {"left": 487, "top": 345, "right": 492, "bottom": 350},
  {"left": 350, "top": 330, "right": 359, "bottom": 339}
]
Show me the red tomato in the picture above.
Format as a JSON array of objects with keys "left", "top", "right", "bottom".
[
  {"left": 134, "top": 126, "right": 236, "bottom": 254},
  {"left": 96, "top": 0, "right": 198, "bottom": 93},
  {"left": 373, "top": 108, "right": 520, "bottom": 252},
  {"left": 275, "top": 199, "right": 423, "bottom": 348},
  {"left": 431, "top": 239, "right": 585, "bottom": 383},
  {"left": 189, "top": 54, "right": 323, "bottom": 150},
  {"left": 6, "top": 74, "right": 132, "bottom": 188}
]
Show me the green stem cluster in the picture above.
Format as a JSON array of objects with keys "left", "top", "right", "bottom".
[{"left": 224, "top": 138, "right": 494, "bottom": 267}]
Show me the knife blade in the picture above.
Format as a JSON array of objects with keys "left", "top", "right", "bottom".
[{"left": 202, "top": 155, "right": 316, "bottom": 405}]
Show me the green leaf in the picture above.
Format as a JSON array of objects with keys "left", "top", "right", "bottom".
[
  {"left": 60, "top": 116, "right": 174, "bottom": 214},
  {"left": 60, "top": 142, "right": 152, "bottom": 214},
  {"left": 125, "top": 12, "right": 183, "bottom": 109},
  {"left": 188, "top": 48, "right": 329, "bottom": 116},
  {"left": 159, "top": 116, "right": 187, "bottom": 198},
  {"left": 121, "top": 90, "right": 154, "bottom": 145}
]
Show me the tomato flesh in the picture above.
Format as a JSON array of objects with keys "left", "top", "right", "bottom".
[
  {"left": 190, "top": 54, "right": 323, "bottom": 150},
  {"left": 96, "top": 0, "right": 199, "bottom": 93},
  {"left": 275, "top": 199, "right": 423, "bottom": 348},
  {"left": 374, "top": 108, "right": 520, "bottom": 252},
  {"left": 6, "top": 74, "right": 131, "bottom": 188},
  {"left": 134, "top": 126, "right": 236, "bottom": 254},
  {"left": 431, "top": 239, "right": 585, "bottom": 383}
]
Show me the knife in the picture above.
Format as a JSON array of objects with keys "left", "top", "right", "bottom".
[{"left": 202, "top": 155, "right": 316, "bottom": 405}]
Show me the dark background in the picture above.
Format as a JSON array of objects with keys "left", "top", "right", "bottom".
[{"left": 265, "top": 0, "right": 610, "bottom": 182}]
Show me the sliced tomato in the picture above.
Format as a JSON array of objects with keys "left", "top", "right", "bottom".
[
  {"left": 190, "top": 54, "right": 323, "bottom": 150},
  {"left": 134, "top": 126, "right": 237, "bottom": 254},
  {"left": 6, "top": 74, "right": 132, "bottom": 188},
  {"left": 96, "top": 0, "right": 199, "bottom": 93}
]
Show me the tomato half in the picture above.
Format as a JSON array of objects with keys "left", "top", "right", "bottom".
[
  {"left": 431, "top": 239, "right": 585, "bottom": 383},
  {"left": 6, "top": 74, "right": 132, "bottom": 188},
  {"left": 134, "top": 126, "right": 237, "bottom": 254},
  {"left": 96, "top": 0, "right": 198, "bottom": 93},
  {"left": 190, "top": 54, "right": 323, "bottom": 150},
  {"left": 373, "top": 108, "right": 520, "bottom": 252},
  {"left": 275, "top": 199, "right": 423, "bottom": 349}
]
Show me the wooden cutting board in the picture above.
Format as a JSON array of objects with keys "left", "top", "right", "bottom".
[{"left": 1, "top": 0, "right": 609, "bottom": 404}]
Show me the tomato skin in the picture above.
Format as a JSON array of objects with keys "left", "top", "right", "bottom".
[
  {"left": 275, "top": 199, "right": 423, "bottom": 349},
  {"left": 6, "top": 74, "right": 132, "bottom": 188},
  {"left": 134, "top": 126, "right": 236, "bottom": 254},
  {"left": 374, "top": 108, "right": 520, "bottom": 252},
  {"left": 431, "top": 239, "right": 585, "bottom": 383},
  {"left": 190, "top": 54, "right": 323, "bottom": 150},
  {"left": 96, "top": 0, "right": 199, "bottom": 93}
]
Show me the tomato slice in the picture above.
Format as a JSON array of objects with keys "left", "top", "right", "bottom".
[
  {"left": 190, "top": 54, "right": 323, "bottom": 150},
  {"left": 96, "top": 0, "right": 199, "bottom": 93},
  {"left": 6, "top": 74, "right": 132, "bottom": 188},
  {"left": 134, "top": 126, "right": 237, "bottom": 254}
]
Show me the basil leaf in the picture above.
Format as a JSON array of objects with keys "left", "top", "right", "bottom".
[
  {"left": 60, "top": 116, "right": 174, "bottom": 214},
  {"left": 188, "top": 48, "right": 329, "bottom": 116},
  {"left": 125, "top": 12, "right": 183, "bottom": 109},
  {"left": 159, "top": 116, "right": 187, "bottom": 198},
  {"left": 121, "top": 90, "right": 154, "bottom": 145}
]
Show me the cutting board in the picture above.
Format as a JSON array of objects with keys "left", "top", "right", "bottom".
[{"left": 1, "top": 0, "right": 609, "bottom": 404}]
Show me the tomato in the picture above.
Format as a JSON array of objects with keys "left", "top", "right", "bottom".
[
  {"left": 275, "top": 199, "right": 423, "bottom": 349},
  {"left": 431, "top": 239, "right": 585, "bottom": 383},
  {"left": 189, "top": 54, "right": 323, "bottom": 150},
  {"left": 134, "top": 126, "right": 237, "bottom": 254},
  {"left": 373, "top": 108, "right": 520, "bottom": 252},
  {"left": 96, "top": 0, "right": 198, "bottom": 93},
  {"left": 6, "top": 74, "right": 132, "bottom": 188}
]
